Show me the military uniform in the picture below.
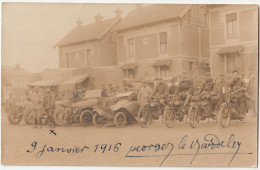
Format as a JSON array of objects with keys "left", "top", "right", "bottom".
[
  {"left": 30, "top": 90, "right": 44, "bottom": 128},
  {"left": 153, "top": 81, "right": 169, "bottom": 97},
  {"left": 175, "top": 79, "right": 194, "bottom": 108},
  {"left": 229, "top": 77, "right": 247, "bottom": 114},
  {"left": 45, "top": 90, "right": 56, "bottom": 127}
]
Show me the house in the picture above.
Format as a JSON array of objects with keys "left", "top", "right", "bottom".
[
  {"left": 207, "top": 4, "right": 258, "bottom": 76},
  {"left": 113, "top": 4, "right": 210, "bottom": 86},
  {"left": 1, "top": 64, "right": 39, "bottom": 102},
  {"left": 54, "top": 9, "right": 122, "bottom": 68}
]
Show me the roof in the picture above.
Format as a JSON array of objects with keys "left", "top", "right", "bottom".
[
  {"left": 113, "top": 4, "right": 190, "bottom": 31},
  {"left": 28, "top": 79, "right": 60, "bottom": 87},
  {"left": 2, "top": 65, "right": 31, "bottom": 77},
  {"left": 61, "top": 74, "right": 89, "bottom": 85},
  {"left": 55, "top": 17, "right": 120, "bottom": 47},
  {"left": 122, "top": 63, "right": 138, "bottom": 70},
  {"left": 152, "top": 58, "right": 172, "bottom": 67},
  {"left": 217, "top": 45, "right": 244, "bottom": 55}
]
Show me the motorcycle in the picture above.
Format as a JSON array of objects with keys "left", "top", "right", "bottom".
[
  {"left": 218, "top": 87, "right": 248, "bottom": 128},
  {"left": 163, "top": 94, "right": 188, "bottom": 128},
  {"left": 188, "top": 91, "right": 217, "bottom": 128},
  {"left": 137, "top": 94, "right": 167, "bottom": 128}
]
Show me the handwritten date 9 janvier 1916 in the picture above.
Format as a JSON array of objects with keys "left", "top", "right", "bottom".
[{"left": 27, "top": 134, "right": 252, "bottom": 166}]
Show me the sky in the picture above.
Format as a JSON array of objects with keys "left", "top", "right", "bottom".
[{"left": 2, "top": 3, "right": 136, "bottom": 73}]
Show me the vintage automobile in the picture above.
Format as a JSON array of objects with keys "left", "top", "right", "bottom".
[
  {"left": 54, "top": 89, "right": 102, "bottom": 126},
  {"left": 188, "top": 92, "right": 217, "bottom": 128},
  {"left": 218, "top": 87, "right": 248, "bottom": 128},
  {"left": 137, "top": 94, "right": 167, "bottom": 128},
  {"left": 93, "top": 92, "right": 140, "bottom": 128},
  {"left": 163, "top": 93, "right": 189, "bottom": 128},
  {"left": 53, "top": 74, "right": 95, "bottom": 126}
]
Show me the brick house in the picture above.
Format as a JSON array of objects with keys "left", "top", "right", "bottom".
[
  {"left": 207, "top": 5, "right": 258, "bottom": 76},
  {"left": 113, "top": 4, "right": 210, "bottom": 85},
  {"left": 54, "top": 9, "right": 122, "bottom": 68}
]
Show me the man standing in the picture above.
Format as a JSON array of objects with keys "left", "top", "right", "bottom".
[
  {"left": 48, "top": 87, "right": 56, "bottom": 128},
  {"left": 30, "top": 86, "right": 44, "bottom": 128},
  {"left": 5, "top": 93, "right": 16, "bottom": 123},
  {"left": 137, "top": 80, "right": 153, "bottom": 107},
  {"left": 169, "top": 78, "right": 177, "bottom": 95},
  {"left": 175, "top": 72, "right": 194, "bottom": 108}
]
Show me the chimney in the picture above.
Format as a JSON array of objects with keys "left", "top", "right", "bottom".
[
  {"left": 94, "top": 14, "right": 103, "bottom": 23},
  {"left": 16, "top": 64, "right": 20, "bottom": 68},
  {"left": 76, "top": 19, "right": 82, "bottom": 27},
  {"left": 114, "top": 8, "right": 122, "bottom": 19}
]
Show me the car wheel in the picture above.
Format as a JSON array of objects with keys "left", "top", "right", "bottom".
[
  {"left": 93, "top": 113, "right": 104, "bottom": 127},
  {"left": 80, "top": 110, "right": 93, "bottom": 127},
  {"left": 114, "top": 111, "right": 126, "bottom": 128}
]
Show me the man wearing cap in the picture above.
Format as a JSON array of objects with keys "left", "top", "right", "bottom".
[
  {"left": 45, "top": 87, "right": 56, "bottom": 128},
  {"left": 153, "top": 78, "right": 169, "bottom": 97},
  {"left": 138, "top": 80, "right": 153, "bottom": 106},
  {"left": 174, "top": 72, "right": 194, "bottom": 108},
  {"left": 229, "top": 70, "right": 247, "bottom": 117},
  {"left": 30, "top": 86, "right": 44, "bottom": 128},
  {"left": 198, "top": 73, "right": 217, "bottom": 114},
  {"left": 169, "top": 78, "right": 177, "bottom": 95}
]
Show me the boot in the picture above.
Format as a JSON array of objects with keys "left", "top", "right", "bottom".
[
  {"left": 34, "top": 118, "right": 38, "bottom": 128},
  {"left": 39, "top": 118, "right": 42, "bottom": 129}
]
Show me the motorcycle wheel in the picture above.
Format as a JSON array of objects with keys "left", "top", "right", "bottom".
[
  {"left": 93, "top": 113, "right": 104, "bottom": 127},
  {"left": 24, "top": 111, "right": 34, "bottom": 125},
  {"left": 219, "top": 105, "right": 231, "bottom": 128},
  {"left": 137, "top": 108, "right": 150, "bottom": 128},
  {"left": 188, "top": 106, "right": 199, "bottom": 128},
  {"left": 114, "top": 111, "right": 126, "bottom": 128},
  {"left": 163, "top": 107, "right": 175, "bottom": 128},
  {"left": 80, "top": 110, "right": 93, "bottom": 127}
]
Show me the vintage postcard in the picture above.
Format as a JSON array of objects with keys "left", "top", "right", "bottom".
[{"left": 1, "top": 2, "right": 258, "bottom": 167}]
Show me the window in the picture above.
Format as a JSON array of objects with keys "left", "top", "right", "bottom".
[
  {"left": 159, "top": 32, "right": 167, "bottom": 54},
  {"left": 86, "top": 49, "right": 92, "bottom": 66},
  {"left": 226, "top": 13, "right": 238, "bottom": 38},
  {"left": 128, "top": 38, "right": 135, "bottom": 58},
  {"left": 156, "top": 66, "right": 170, "bottom": 78},
  {"left": 124, "top": 69, "right": 136, "bottom": 79},
  {"left": 65, "top": 49, "right": 92, "bottom": 68},
  {"left": 189, "top": 62, "right": 194, "bottom": 72}
]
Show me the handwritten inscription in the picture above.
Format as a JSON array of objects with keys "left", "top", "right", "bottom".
[{"left": 27, "top": 134, "right": 252, "bottom": 166}]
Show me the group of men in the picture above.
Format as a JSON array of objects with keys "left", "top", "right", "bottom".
[
  {"left": 137, "top": 70, "right": 254, "bottom": 118},
  {"left": 101, "top": 83, "right": 121, "bottom": 97},
  {"left": 29, "top": 86, "right": 56, "bottom": 128}
]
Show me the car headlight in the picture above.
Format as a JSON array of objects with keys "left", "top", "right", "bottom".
[{"left": 72, "top": 107, "right": 79, "bottom": 114}]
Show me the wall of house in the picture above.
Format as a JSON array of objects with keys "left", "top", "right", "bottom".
[
  {"left": 99, "top": 32, "right": 118, "bottom": 66},
  {"left": 117, "top": 21, "right": 178, "bottom": 64},
  {"left": 209, "top": 5, "right": 258, "bottom": 47},
  {"left": 209, "top": 5, "right": 258, "bottom": 76},
  {"left": 58, "top": 33, "right": 118, "bottom": 68}
]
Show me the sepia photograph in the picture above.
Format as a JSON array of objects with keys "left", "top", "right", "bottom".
[{"left": 1, "top": 1, "right": 258, "bottom": 167}]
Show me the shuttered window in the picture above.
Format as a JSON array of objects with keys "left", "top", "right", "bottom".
[
  {"left": 159, "top": 32, "right": 167, "bottom": 54},
  {"left": 226, "top": 13, "right": 238, "bottom": 38}
]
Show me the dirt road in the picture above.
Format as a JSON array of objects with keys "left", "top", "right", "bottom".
[{"left": 1, "top": 111, "right": 257, "bottom": 167}]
